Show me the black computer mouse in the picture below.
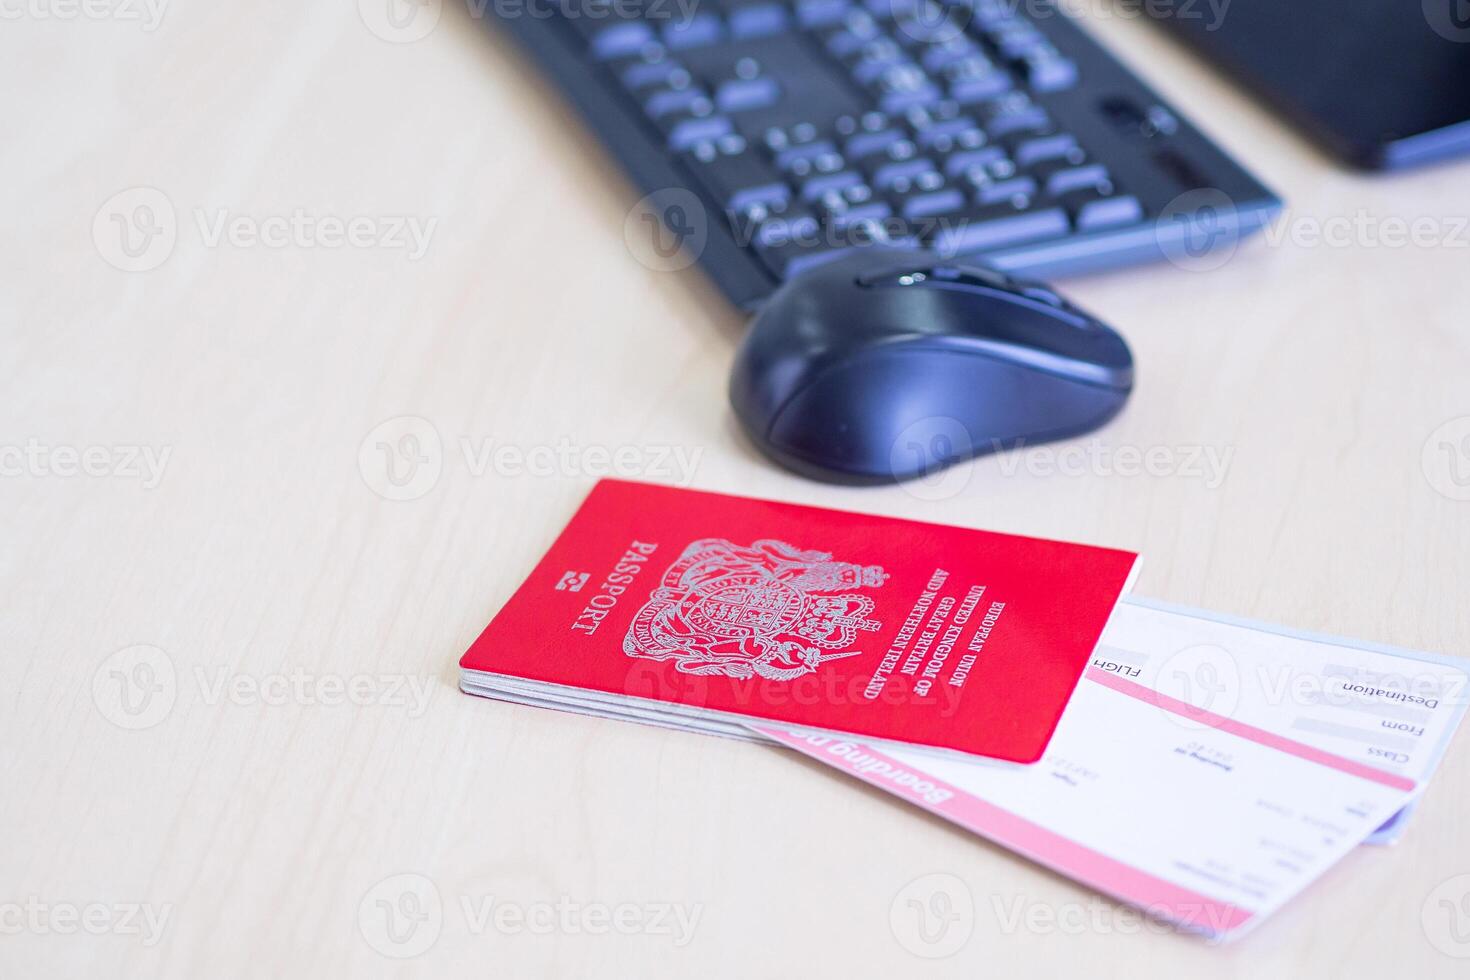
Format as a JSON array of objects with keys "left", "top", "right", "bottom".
[{"left": 728, "top": 249, "right": 1134, "bottom": 485}]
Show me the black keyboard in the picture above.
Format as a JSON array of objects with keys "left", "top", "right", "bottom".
[{"left": 484, "top": 0, "right": 1280, "bottom": 309}]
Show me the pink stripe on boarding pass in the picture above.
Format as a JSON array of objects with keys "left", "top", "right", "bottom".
[
  {"left": 758, "top": 727, "right": 1255, "bottom": 938},
  {"left": 1084, "top": 668, "right": 1418, "bottom": 792}
]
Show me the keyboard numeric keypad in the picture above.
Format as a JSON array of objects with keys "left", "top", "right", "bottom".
[{"left": 590, "top": 0, "right": 1150, "bottom": 278}]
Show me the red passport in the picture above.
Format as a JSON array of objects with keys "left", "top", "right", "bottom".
[{"left": 460, "top": 479, "right": 1139, "bottom": 763}]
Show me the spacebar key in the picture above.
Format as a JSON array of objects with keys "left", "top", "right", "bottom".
[{"left": 929, "top": 206, "right": 1069, "bottom": 256}]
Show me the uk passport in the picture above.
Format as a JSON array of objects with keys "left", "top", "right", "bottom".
[{"left": 460, "top": 479, "right": 1139, "bottom": 763}]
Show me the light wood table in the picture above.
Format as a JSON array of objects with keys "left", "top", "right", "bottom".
[{"left": 5, "top": 1, "right": 1470, "bottom": 976}]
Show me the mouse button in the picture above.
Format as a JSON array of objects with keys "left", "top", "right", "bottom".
[
  {"left": 761, "top": 345, "right": 1133, "bottom": 482},
  {"left": 855, "top": 262, "right": 1015, "bottom": 292},
  {"left": 928, "top": 264, "right": 1014, "bottom": 290},
  {"left": 1020, "top": 284, "right": 1066, "bottom": 308},
  {"left": 878, "top": 270, "right": 1097, "bottom": 333},
  {"left": 926, "top": 295, "right": 1124, "bottom": 370},
  {"left": 846, "top": 250, "right": 939, "bottom": 289},
  {"left": 763, "top": 346, "right": 1089, "bottom": 479}
]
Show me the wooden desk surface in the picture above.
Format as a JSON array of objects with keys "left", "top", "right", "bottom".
[{"left": 5, "top": 2, "right": 1470, "bottom": 976}]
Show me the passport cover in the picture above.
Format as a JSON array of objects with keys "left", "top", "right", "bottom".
[{"left": 460, "top": 479, "right": 1139, "bottom": 763}]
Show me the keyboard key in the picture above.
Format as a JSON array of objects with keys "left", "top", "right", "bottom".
[
  {"left": 722, "top": 0, "right": 789, "bottom": 37},
  {"left": 682, "top": 143, "right": 790, "bottom": 213},
  {"left": 800, "top": 170, "right": 866, "bottom": 200},
  {"left": 926, "top": 203, "right": 1069, "bottom": 255},
  {"left": 1015, "top": 49, "right": 1078, "bottom": 91},
  {"left": 858, "top": 135, "right": 919, "bottom": 165},
  {"left": 754, "top": 221, "right": 916, "bottom": 278},
  {"left": 919, "top": 36, "right": 982, "bottom": 72},
  {"left": 1038, "top": 162, "right": 1110, "bottom": 196},
  {"left": 834, "top": 110, "right": 890, "bottom": 134},
  {"left": 971, "top": 175, "right": 1037, "bottom": 206},
  {"left": 899, "top": 186, "right": 965, "bottom": 219},
  {"left": 661, "top": 114, "right": 735, "bottom": 150},
  {"left": 751, "top": 228, "right": 838, "bottom": 275},
  {"left": 773, "top": 139, "right": 839, "bottom": 172},
  {"left": 644, "top": 87, "right": 713, "bottom": 119},
  {"left": 814, "top": 179, "right": 875, "bottom": 215},
  {"left": 914, "top": 117, "right": 982, "bottom": 151},
  {"left": 847, "top": 39, "right": 908, "bottom": 84},
  {"left": 874, "top": 64, "right": 942, "bottom": 112},
  {"left": 763, "top": 123, "right": 817, "bottom": 153},
  {"left": 969, "top": 0, "right": 1017, "bottom": 30},
  {"left": 943, "top": 56, "right": 1012, "bottom": 103},
  {"left": 942, "top": 145, "right": 1006, "bottom": 177},
  {"left": 529, "top": 0, "right": 1270, "bottom": 299},
  {"left": 588, "top": 21, "right": 655, "bottom": 60},
  {"left": 1065, "top": 190, "right": 1145, "bottom": 231},
  {"left": 663, "top": 14, "right": 725, "bottom": 50},
  {"left": 716, "top": 76, "right": 781, "bottom": 113},
  {"left": 822, "top": 16, "right": 883, "bottom": 57},
  {"left": 794, "top": 0, "right": 852, "bottom": 28},
  {"left": 1010, "top": 133, "right": 1079, "bottom": 167},
  {"left": 977, "top": 93, "right": 1051, "bottom": 137},
  {"left": 827, "top": 201, "right": 893, "bottom": 228},
  {"left": 864, "top": 0, "right": 917, "bottom": 19},
  {"left": 893, "top": 13, "right": 959, "bottom": 47},
  {"left": 844, "top": 127, "right": 905, "bottom": 159},
  {"left": 612, "top": 54, "right": 687, "bottom": 93},
  {"left": 752, "top": 206, "right": 819, "bottom": 246},
  {"left": 986, "top": 21, "right": 1048, "bottom": 57},
  {"left": 867, "top": 156, "right": 937, "bottom": 189}
]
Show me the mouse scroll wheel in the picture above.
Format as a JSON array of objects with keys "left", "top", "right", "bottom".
[
  {"left": 857, "top": 265, "right": 1014, "bottom": 289},
  {"left": 930, "top": 265, "right": 1012, "bottom": 289}
]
